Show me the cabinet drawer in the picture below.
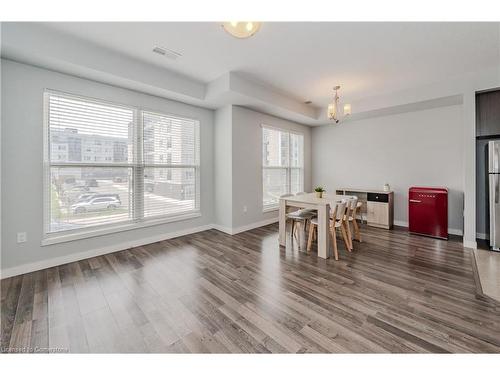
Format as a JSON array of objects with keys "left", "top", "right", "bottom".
[{"left": 367, "top": 192, "right": 389, "bottom": 203}]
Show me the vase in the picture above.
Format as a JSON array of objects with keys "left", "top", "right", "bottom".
[{"left": 316, "top": 192, "right": 323, "bottom": 198}]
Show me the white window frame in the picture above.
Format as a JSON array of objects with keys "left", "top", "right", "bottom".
[
  {"left": 42, "top": 90, "right": 201, "bottom": 245},
  {"left": 261, "top": 124, "right": 304, "bottom": 212}
]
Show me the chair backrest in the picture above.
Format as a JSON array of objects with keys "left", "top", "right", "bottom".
[
  {"left": 345, "top": 197, "right": 357, "bottom": 218},
  {"left": 334, "top": 201, "right": 347, "bottom": 221},
  {"left": 280, "top": 193, "right": 294, "bottom": 198},
  {"left": 329, "top": 201, "right": 339, "bottom": 220},
  {"left": 349, "top": 196, "right": 358, "bottom": 210},
  {"left": 295, "top": 192, "right": 306, "bottom": 196}
]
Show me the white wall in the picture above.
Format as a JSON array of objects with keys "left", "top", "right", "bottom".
[
  {"left": 312, "top": 105, "right": 465, "bottom": 233},
  {"left": 342, "top": 67, "right": 500, "bottom": 247},
  {"left": 231, "top": 106, "right": 312, "bottom": 229},
  {"left": 212, "top": 105, "right": 312, "bottom": 232},
  {"left": 1, "top": 59, "right": 215, "bottom": 274},
  {"left": 214, "top": 106, "right": 233, "bottom": 228}
]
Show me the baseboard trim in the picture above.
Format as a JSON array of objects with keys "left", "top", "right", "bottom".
[
  {"left": 212, "top": 217, "right": 279, "bottom": 235},
  {"left": 211, "top": 224, "right": 233, "bottom": 235},
  {"left": 1, "top": 218, "right": 281, "bottom": 279},
  {"left": 0, "top": 224, "right": 213, "bottom": 279},
  {"left": 393, "top": 220, "right": 463, "bottom": 236},
  {"left": 231, "top": 217, "right": 279, "bottom": 235},
  {"left": 8, "top": 215, "right": 469, "bottom": 278}
]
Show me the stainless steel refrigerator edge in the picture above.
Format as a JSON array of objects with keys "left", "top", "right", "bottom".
[{"left": 488, "top": 140, "right": 500, "bottom": 251}]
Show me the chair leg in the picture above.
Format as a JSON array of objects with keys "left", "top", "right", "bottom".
[
  {"left": 296, "top": 221, "right": 301, "bottom": 246},
  {"left": 353, "top": 219, "right": 362, "bottom": 242},
  {"left": 340, "top": 224, "right": 350, "bottom": 251},
  {"left": 330, "top": 227, "right": 339, "bottom": 260},
  {"left": 307, "top": 223, "right": 315, "bottom": 253},
  {"left": 345, "top": 220, "right": 353, "bottom": 251}
]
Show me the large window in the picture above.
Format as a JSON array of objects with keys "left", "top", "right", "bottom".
[
  {"left": 262, "top": 126, "right": 304, "bottom": 211},
  {"left": 44, "top": 91, "right": 200, "bottom": 239}
]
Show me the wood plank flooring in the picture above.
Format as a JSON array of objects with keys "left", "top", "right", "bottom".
[{"left": 1, "top": 224, "right": 500, "bottom": 353}]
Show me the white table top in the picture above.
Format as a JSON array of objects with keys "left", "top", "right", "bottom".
[{"left": 281, "top": 193, "right": 356, "bottom": 206}]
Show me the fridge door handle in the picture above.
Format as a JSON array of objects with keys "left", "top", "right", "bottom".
[
  {"left": 409, "top": 199, "right": 421, "bottom": 203},
  {"left": 489, "top": 141, "right": 500, "bottom": 173},
  {"left": 490, "top": 174, "right": 500, "bottom": 249},
  {"left": 497, "top": 175, "right": 499, "bottom": 204}
]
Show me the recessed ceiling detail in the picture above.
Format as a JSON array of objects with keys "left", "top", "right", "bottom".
[
  {"left": 35, "top": 22, "right": 499, "bottom": 106},
  {"left": 2, "top": 22, "right": 498, "bottom": 126}
]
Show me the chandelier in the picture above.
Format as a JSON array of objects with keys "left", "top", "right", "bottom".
[{"left": 328, "top": 85, "right": 351, "bottom": 123}]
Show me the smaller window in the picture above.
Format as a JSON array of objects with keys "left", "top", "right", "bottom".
[{"left": 262, "top": 126, "right": 304, "bottom": 211}]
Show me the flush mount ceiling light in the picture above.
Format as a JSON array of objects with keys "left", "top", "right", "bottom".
[
  {"left": 328, "top": 85, "right": 351, "bottom": 124},
  {"left": 221, "top": 22, "right": 261, "bottom": 39}
]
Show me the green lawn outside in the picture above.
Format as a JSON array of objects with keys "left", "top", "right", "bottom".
[{"left": 51, "top": 184, "right": 128, "bottom": 221}]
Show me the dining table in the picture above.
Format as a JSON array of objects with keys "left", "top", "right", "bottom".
[{"left": 279, "top": 192, "right": 355, "bottom": 259}]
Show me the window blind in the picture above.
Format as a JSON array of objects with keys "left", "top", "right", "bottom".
[
  {"left": 142, "top": 111, "right": 200, "bottom": 219},
  {"left": 44, "top": 91, "right": 200, "bottom": 237},
  {"left": 262, "top": 126, "right": 304, "bottom": 210}
]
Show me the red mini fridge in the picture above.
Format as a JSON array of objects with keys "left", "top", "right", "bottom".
[{"left": 408, "top": 187, "right": 448, "bottom": 239}]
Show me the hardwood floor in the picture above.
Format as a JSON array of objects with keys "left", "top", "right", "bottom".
[{"left": 2, "top": 224, "right": 500, "bottom": 353}]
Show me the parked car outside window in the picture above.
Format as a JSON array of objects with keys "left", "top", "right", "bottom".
[{"left": 70, "top": 196, "right": 121, "bottom": 214}]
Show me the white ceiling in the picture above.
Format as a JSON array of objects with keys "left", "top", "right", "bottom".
[{"left": 42, "top": 22, "right": 500, "bottom": 106}]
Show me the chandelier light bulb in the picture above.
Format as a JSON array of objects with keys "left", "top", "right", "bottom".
[{"left": 343, "top": 103, "right": 352, "bottom": 116}]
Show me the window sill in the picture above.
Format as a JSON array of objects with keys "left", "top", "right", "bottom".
[
  {"left": 263, "top": 206, "right": 279, "bottom": 213},
  {"left": 41, "top": 211, "right": 202, "bottom": 246}
]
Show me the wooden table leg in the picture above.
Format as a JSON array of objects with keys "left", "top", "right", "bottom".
[
  {"left": 317, "top": 204, "right": 330, "bottom": 259},
  {"left": 279, "top": 198, "right": 287, "bottom": 247}
]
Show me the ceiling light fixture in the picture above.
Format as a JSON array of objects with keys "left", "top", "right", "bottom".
[
  {"left": 221, "top": 22, "right": 261, "bottom": 39},
  {"left": 328, "top": 85, "right": 351, "bottom": 123}
]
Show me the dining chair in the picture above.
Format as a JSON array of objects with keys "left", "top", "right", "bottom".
[
  {"left": 282, "top": 194, "right": 316, "bottom": 243},
  {"left": 356, "top": 201, "right": 365, "bottom": 224},
  {"left": 333, "top": 200, "right": 351, "bottom": 253},
  {"left": 307, "top": 200, "right": 349, "bottom": 260},
  {"left": 347, "top": 197, "right": 362, "bottom": 244},
  {"left": 295, "top": 192, "right": 316, "bottom": 215},
  {"left": 343, "top": 197, "right": 358, "bottom": 250}
]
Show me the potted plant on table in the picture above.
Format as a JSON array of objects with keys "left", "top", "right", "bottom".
[{"left": 314, "top": 186, "right": 325, "bottom": 198}]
